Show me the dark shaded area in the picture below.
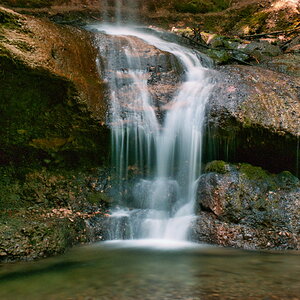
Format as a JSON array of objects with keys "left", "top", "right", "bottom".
[
  {"left": 0, "top": 54, "right": 110, "bottom": 171},
  {"left": 0, "top": 0, "right": 54, "bottom": 8},
  {"left": 173, "top": 0, "right": 230, "bottom": 13},
  {"left": 0, "top": 260, "right": 82, "bottom": 282},
  {"left": 203, "top": 118, "right": 299, "bottom": 178}
]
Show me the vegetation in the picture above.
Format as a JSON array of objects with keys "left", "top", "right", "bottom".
[
  {"left": 146, "top": 0, "right": 230, "bottom": 13},
  {"left": 205, "top": 160, "right": 229, "bottom": 174},
  {"left": 0, "top": 8, "right": 22, "bottom": 28}
]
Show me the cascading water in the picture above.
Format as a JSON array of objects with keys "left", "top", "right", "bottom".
[
  {"left": 101, "top": 0, "right": 139, "bottom": 24},
  {"left": 90, "top": 1, "right": 214, "bottom": 242}
]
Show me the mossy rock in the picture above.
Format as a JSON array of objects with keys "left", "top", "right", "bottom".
[
  {"left": 0, "top": 211, "right": 88, "bottom": 261},
  {"left": 276, "top": 171, "right": 300, "bottom": 188},
  {"left": 0, "top": 165, "right": 113, "bottom": 261},
  {"left": 0, "top": 166, "right": 112, "bottom": 210},
  {"left": 237, "top": 163, "right": 272, "bottom": 181},
  {"left": 206, "top": 49, "right": 231, "bottom": 64},
  {"left": 0, "top": 8, "right": 23, "bottom": 29},
  {"left": 198, "top": 161, "right": 300, "bottom": 235},
  {"left": 205, "top": 160, "right": 229, "bottom": 174}
]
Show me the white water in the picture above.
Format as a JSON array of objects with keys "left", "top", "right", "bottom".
[
  {"left": 91, "top": 23, "right": 213, "bottom": 242},
  {"left": 101, "top": 0, "right": 138, "bottom": 24},
  {"left": 102, "top": 239, "right": 203, "bottom": 250}
]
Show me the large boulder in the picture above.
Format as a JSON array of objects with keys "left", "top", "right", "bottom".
[
  {"left": 0, "top": 6, "right": 109, "bottom": 168},
  {"left": 204, "top": 65, "right": 300, "bottom": 176},
  {"left": 191, "top": 161, "right": 300, "bottom": 250}
]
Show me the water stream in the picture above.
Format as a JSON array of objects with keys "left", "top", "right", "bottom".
[
  {"left": 1, "top": 243, "right": 299, "bottom": 300},
  {"left": 90, "top": 22, "right": 213, "bottom": 241}
]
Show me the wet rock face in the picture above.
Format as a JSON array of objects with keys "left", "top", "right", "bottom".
[
  {"left": 191, "top": 161, "right": 300, "bottom": 250},
  {"left": 204, "top": 65, "right": 300, "bottom": 175},
  {"left": 95, "top": 32, "right": 183, "bottom": 123},
  {"left": 209, "top": 65, "right": 300, "bottom": 137}
]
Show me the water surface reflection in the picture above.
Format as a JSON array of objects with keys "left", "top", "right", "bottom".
[{"left": 0, "top": 241, "right": 299, "bottom": 299}]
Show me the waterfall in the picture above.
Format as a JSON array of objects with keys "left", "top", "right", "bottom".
[
  {"left": 90, "top": 2, "right": 213, "bottom": 242},
  {"left": 101, "top": 0, "right": 139, "bottom": 23}
]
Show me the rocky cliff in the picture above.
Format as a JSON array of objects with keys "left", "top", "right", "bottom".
[{"left": 0, "top": 6, "right": 110, "bottom": 261}]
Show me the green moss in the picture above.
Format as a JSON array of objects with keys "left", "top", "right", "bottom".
[
  {"left": 29, "top": 137, "right": 73, "bottom": 151},
  {"left": 0, "top": 166, "right": 111, "bottom": 210},
  {"left": 195, "top": 4, "right": 262, "bottom": 34},
  {"left": 87, "top": 192, "right": 112, "bottom": 205},
  {"left": 237, "top": 11, "right": 269, "bottom": 34},
  {"left": 276, "top": 171, "right": 300, "bottom": 188},
  {"left": 203, "top": 122, "right": 299, "bottom": 178},
  {"left": 0, "top": 210, "right": 88, "bottom": 261},
  {"left": 274, "top": 10, "right": 295, "bottom": 31},
  {"left": 205, "top": 160, "right": 229, "bottom": 174},
  {"left": 0, "top": 165, "right": 110, "bottom": 260},
  {"left": 238, "top": 163, "right": 272, "bottom": 181},
  {"left": 206, "top": 49, "right": 231, "bottom": 64},
  {"left": 10, "top": 40, "right": 34, "bottom": 52}
]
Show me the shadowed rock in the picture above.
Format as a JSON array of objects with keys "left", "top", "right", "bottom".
[{"left": 0, "top": 6, "right": 109, "bottom": 167}]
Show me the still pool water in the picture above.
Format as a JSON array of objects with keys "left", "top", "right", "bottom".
[{"left": 0, "top": 240, "right": 299, "bottom": 300}]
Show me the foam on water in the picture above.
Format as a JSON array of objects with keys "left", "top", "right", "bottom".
[{"left": 102, "top": 239, "right": 202, "bottom": 250}]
